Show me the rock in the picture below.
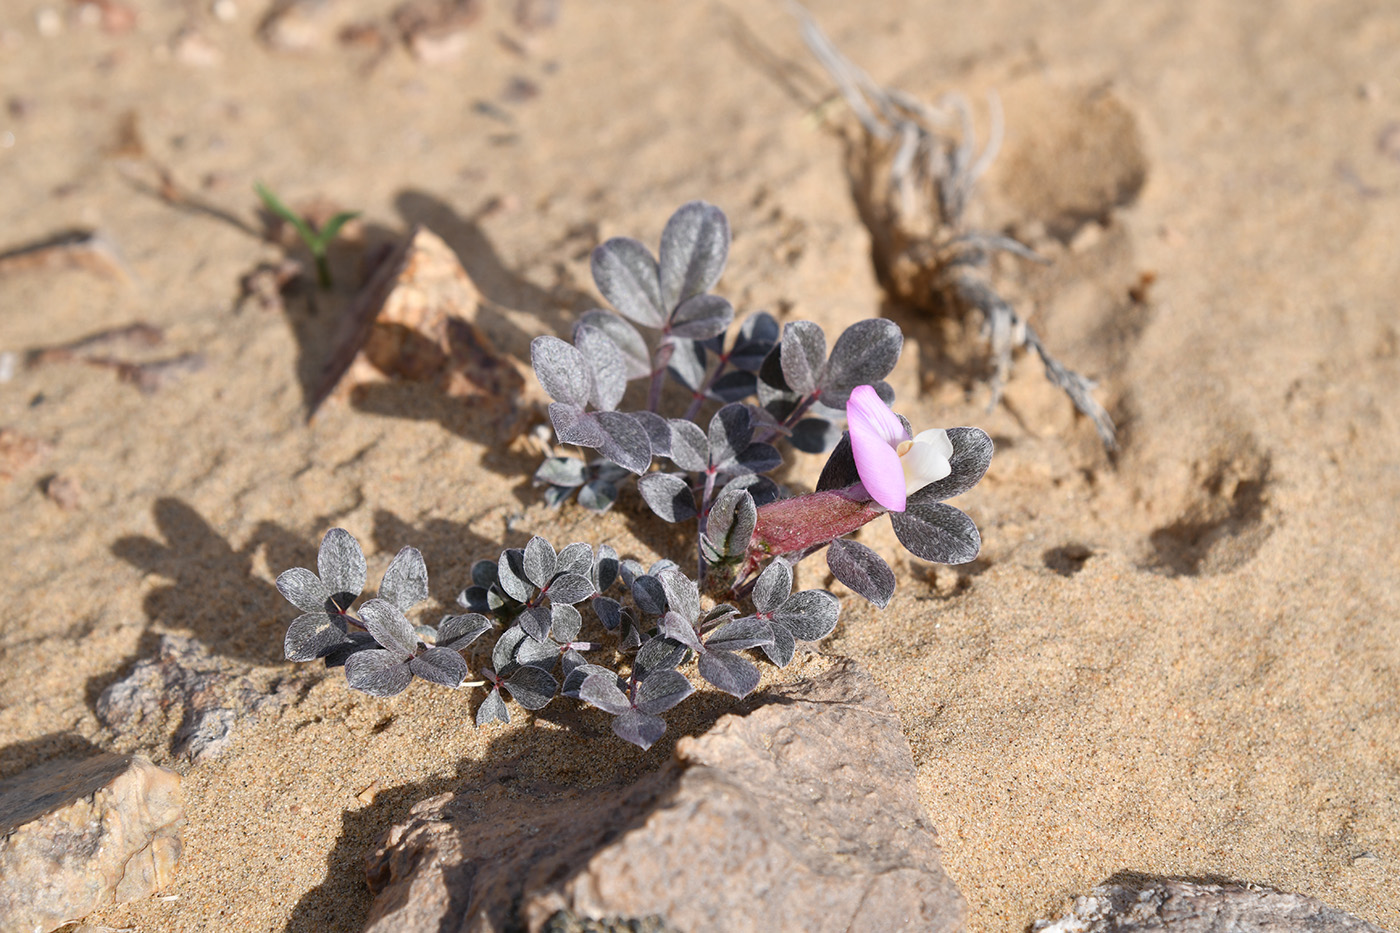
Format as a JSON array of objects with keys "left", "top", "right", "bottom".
[
  {"left": 1033, "top": 879, "right": 1387, "bottom": 933},
  {"left": 0, "top": 428, "right": 51, "bottom": 482},
  {"left": 0, "top": 754, "right": 182, "bottom": 933},
  {"left": 309, "top": 225, "right": 525, "bottom": 417},
  {"left": 393, "top": 0, "right": 482, "bottom": 63},
  {"left": 363, "top": 658, "right": 967, "bottom": 933},
  {"left": 96, "top": 635, "right": 295, "bottom": 762}
]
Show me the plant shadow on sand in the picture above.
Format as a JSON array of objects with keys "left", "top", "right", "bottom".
[{"left": 282, "top": 681, "right": 769, "bottom": 933}]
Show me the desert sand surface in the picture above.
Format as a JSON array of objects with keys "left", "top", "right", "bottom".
[{"left": 1, "top": 1, "right": 1397, "bottom": 931}]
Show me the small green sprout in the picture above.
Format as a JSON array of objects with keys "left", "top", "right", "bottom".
[{"left": 254, "top": 182, "right": 360, "bottom": 290}]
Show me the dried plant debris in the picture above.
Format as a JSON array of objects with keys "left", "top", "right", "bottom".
[
  {"left": 796, "top": 6, "right": 1116, "bottom": 447},
  {"left": 26, "top": 322, "right": 206, "bottom": 394},
  {"left": 310, "top": 224, "right": 525, "bottom": 415},
  {"left": 0, "top": 230, "right": 131, "bottom": 283},
  {"left": 236, "top": 258, "right": 306, "bottom": 313}
]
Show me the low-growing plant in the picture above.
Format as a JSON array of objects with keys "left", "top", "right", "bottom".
[
  {"left": 277, "top": 201, "right": 992, "bottom": 748},
  {"left": 254, "top": 182, "right": 360, "bottom": 290}
]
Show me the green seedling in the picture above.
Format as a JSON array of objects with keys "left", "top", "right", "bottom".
[{"left": 254, "top": 182, "right": 360, "bottom": 290}]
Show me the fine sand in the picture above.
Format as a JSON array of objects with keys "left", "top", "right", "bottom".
[{"left": 1, "top": 1, "right": 1397, "bottom": 931}]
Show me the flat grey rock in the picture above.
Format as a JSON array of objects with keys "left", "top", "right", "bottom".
[
  {"left": 363, "top": 657, "right": 966, "bottom": 933},
  {"left": 1034, "top": 879, "right": 1389, "bottom": 933},
  {"left": 0, "top": 753, "right": 183, "bottom": 933}
]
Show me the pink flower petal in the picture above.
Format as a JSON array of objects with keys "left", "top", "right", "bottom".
[
  {"left": 846, "top": 385, "right": 908, "bottom": 447},
  {"left": 850, "top": 426, "right": 907, "bottom": 512}
]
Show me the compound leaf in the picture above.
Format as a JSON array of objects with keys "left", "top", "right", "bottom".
[
  {"left": 637, "top": 472, "right": 697, "bottom": 523},
  {"left": 317, "top": 528, "right": 366, "bottom": 607},
  {"left": 284, "top": 611, "right": 347, "bottom": 662},
  {"left": 595, "top": 410, "right": 653, "bottom": 475},
  {"left": 379, "top": 546, "right": 428, "bottom": 612},
  {"left": 670, "top": 293, "right": 734, "bottom": 340},
  {"left": 410, "top": 647, "right": 468, "bottom": 687},
  {"left": 658, "top": 200, "right": 730, "bottom": 312},
  {"left": 698, "top": 650, "right": 760, "bottom": 698},
  {"left": 635, "top": 668, "right": 694, "bottom": 715},
  {"left": 751, "top": 557, "right": 793, "bottom": 615},
  {"left": 358, "top": 598, "right": 418, "bottom": 659},
  {"left": 531, "top": 335, "right": 594, "bottom": 407},
  {"left": 277, "top": 567, "right": 332, "bottom": 614},
  {"left": 476, "top": 688, "right": 509, "bottom": 726},
  {"left": 612, "top": 708, "right": 666, "bottom": 750},
  {"left": 779, "top": 321, "right": 827, "bottom": 396},
  {"left": 505, "top": 665, "right": 558, "bottom": 710},
  {"left": 773, "top": 589, "right": 840, "bottom": 642}
]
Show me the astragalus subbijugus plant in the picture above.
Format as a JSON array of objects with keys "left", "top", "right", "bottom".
[{"left": 278, "top": 201, "right": 992, "bottom": 748}]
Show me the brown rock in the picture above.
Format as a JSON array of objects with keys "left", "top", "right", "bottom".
[
  {"left": 0, "top": 754, "right": 182, "bottom": 933},
  {"left": 364, "top": 658, "right": 967, "bottom": 933},
  {"left": 1034, "top": 879, "right": 1387, "bottom": 933},
  {"left": 310, "top": 225, "right": 525, "bottom": 416}
]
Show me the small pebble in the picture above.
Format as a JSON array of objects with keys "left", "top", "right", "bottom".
[
  {"left": 35, "top": 6, "right": 63, "bottom": 37},
  {"left": 44, "top": 473, "right": 84, "bottom": 510}
]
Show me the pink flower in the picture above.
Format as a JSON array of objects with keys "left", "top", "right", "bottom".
[{"left": 846, "top": 385, "right": 953, "bottom": 512}]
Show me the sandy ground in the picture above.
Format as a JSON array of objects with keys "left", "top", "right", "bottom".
[{"left": 1, "top": 1, "right": 1398, "bottom": 931}]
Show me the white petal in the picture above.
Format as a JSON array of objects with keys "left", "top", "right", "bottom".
[
  {"left": 902, "top": 437, "right": 952, "bottom": 494},
  {"left": 912, "top": 428, "right": 953, "bottom": 460}
]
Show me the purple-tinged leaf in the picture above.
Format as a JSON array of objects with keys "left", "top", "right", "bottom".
[
  {"left": 284, "top": 611, "right": 348, "bottom": 662},
  {"left": 827, "top": 537, "right": 896, "bottom": 609},
  {"left": 816, "top": 432, "right": 860, "bottom": 492},
  {"left": 555, "top": 542, "right": 594, "bottom": 579},
  {"left": 317, "top": 528, "right": 366, "bottom": 608},
  {"left": 592, "top": 236, "right": 664, "bottom": 328},
  {"left": 476, "top": 688, "right": 509, "bottom": 726},
  {"left": 720, "top": 473, "right": 781, "bottom": 508},
  {"left": 277, "top": 567, "right": 333, "bottom": 614},
  {"left": 752, "top": 557, "right": 793, "bottom": 615},
  {"left": 635, "top": 635, "right": 688, "bottom": 678},
  {"left": 345, "top": 649, "right": 413, "bottom": 697},
  {"left": 631, "top": 574, "right": 668, "bottom": 615},
  {"left": 531, "top": 335, "right": 594, "bottom": 406},
  {"left": 379, "top": 546, "right": 428, "bottom": 612},
  {"left": 612, "top": 708, "right": 666, "bottom": 750},
  {"left": 658, "top": 201, "right": 730, "bottom": 312},
  {"left": 632, "top": 411, "right": 672, "bottom": 458},
  {"left": 709, "top": 370, "right": 757, "bottom": 403},
  {"left": 705, "top": 616, "right": 773, "bottom": 652},
  {"left": 573, "top": 324, "right": 628, "bottom": 412},
  {"left": 721, "top": 442, "right": 781, "bottom": 476},
  {"left": 545, "top": 572, "right": 594, "bottom": 605},
  {"left": 595, "top": 410, "right": 652, "bottom": 475},
  {"left": 668, "top": 419, "right": 710, "bottom": 473},
  {"left": 457, "top": 585, "right": 492, "bottom": 614},
  {"left": 551, "top": 603, "right": 583, "bottom": 642},
  {"left": 562, "top": 660, "right": 610, "bottom": 696},
  {"left": 523, "top": 536, "right": 557, "bottom": 590},
  {"left": 577, "top": 310, "right": 651, "bottom": 380},
  {"left": 821, "top": 319, "right": 903, "bottom": 402},
  {"left": 760, "top": 622, "right": 796, "bottom": 668},
  {"left": 707, "top": 403, "right": 752, "bottom": 467},
  {"left": 637, "top": 472, "right": 697, "bottom": 523},
  {"left": 698, "top": 650, "right": 761, "bottom": 698},
  {"left": 577, "top": 479, "right": 618, "bottom": 513},
  {"left": 658, "top": 569, "right": 700, "bottom": 624},
  {"left": 535, "top": 456, "right": 587, "bottom": 489},
  {"left": 705, "top": 485, "right": 756, "bottom": 559},
  {"left": 516, "top": 633, "right": 560, "bottom": 670},
  {"left": 519, "top": 605, "right": 553, "bottom": 643},
  {"left": 505, "top": 666, "right": 557, "bottom": 710},
  {"left": 670, "top": 293, "right": 734, "bottom": 340},
  {"left": 549, "top": 402, "right": 605, "bottom": 448},
  {"left": 667, "top": 338, "right": 708, "bottom": 391},
  {"left": 906, "top": 427, "right": 994, "bottom": 505},
  {"left": 594, "top": 544, "right": 620, "bottom": 593},
  {"left": 756, "top": 343, "right": 792, "bottom": 410},
  {"left": 492, "top": 625, "right": 529, "bottom": 673},
  {"left": 497, "top": 548, "right": 534, "bottom": 603},
  {"left": 323, "top": 630, "right": 376, "bottom": 668},
  {"left": 578, "top": 671, "right": 632, "bottom": 715},
  {"left": 779, "top": 321, "right": 827, "bottom": 396},
  {"left": 358, "top": 598, "right": 418, "bottom": 659},
  {"left": 890, "top": 501, "right": 982, "bottom": 564},
  {"left": 410, "top": 647, "right": 468, "bottom": 687},
  {"left": 790, "top": 417, "right": 841, "bottom": 454},
  {"left": 730, "top": 311, "right": 779, "bottom": 371},
  {"left": 659, "top": 610, "right": 703, "bottom": 653},
  {"left": 435, "top": 612, "right": 490, "bottom": 650},
  {"left": 471, "top": 559, "right": 498, "bottom": 589},
  {"left": 773, "top": 589, "right": 840, "bottom": 641},
  {"left": 592, "top": 595, "right": 624, "bottom": 631},
  {"left": 635, "top": 669, "right": 694, "bottom": 715}
]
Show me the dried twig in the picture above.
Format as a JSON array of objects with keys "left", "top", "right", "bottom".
[{"left": 794, "top": 4, "right": 1115, "bottom": 447}]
